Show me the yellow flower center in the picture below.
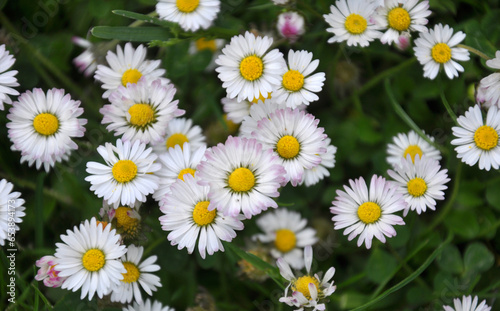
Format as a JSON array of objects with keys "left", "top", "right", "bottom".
[
  {"left": 115, "top": 206, "right": 139, "bottom": 234},
  {"left": 195, "top": 38, "right": 217, "bottom": 52},
  {"left": 121, "top": 69, "right": 142, "bottom": 86},
  {"left": 407, "top": 177, "right": 427, "bottom": 197},
  {"left": 344, "top": 13, "right": 367, "bottom": 35},
  {"left": 276, "top": 135, "right": 300, "bottom": 159},
  {"left": 403, "top": 145, "right": 423, "bottom": 163},
  {"left": 82, "top": 249, "right": 105, "bottom": 272},
  {"left": 121, "top": 262, "right": 140, "bottom": 283},
  {"left": 357, "top": 202, "right": 381, "bottom": 224},
  {"left": 33, "top": 113, "right": 59, "bottom": 136},
  {"left": 228, "top": 167, "right": 255, "bottom": 192},
  {"left": 112, "top": 160, "right": 138, "bottom": 183},
  {"left": 192, "top": 201, "right": 216, "bottom": 226},
  {"left": 431, "top": 43, "right": 452, "bottom": 64},
  {"left": 176, "top": 0, "right": 199, "bottom": 13},
  {"left": 292, "top": 275, "right": 320, "bottom": 300},
  {"left": 387, "top": 7, "right": 411, "bottom": 32},
  {"left": 474, "top": 125, "right": 498, "bottom": 151},
  {"left": 251, "top": 92, "right": 272, "bottom": 104},
  {"left": 240, "top": 55, "right": 264, "bottom": 81},
  {"left": 274, "top": 229, "right": 297, "bottom": 253},
  {"left": 166, "top": 133, "right": 190, "bottom": 149},
  {"left": 178, "top": 167, "right": 196, "bottom": 181},
  {"left": 282, "top": 70, "right": 305, "bottom": 92},
  {"left": 128, "top": 103, "right": 155, "bottom": 128}
]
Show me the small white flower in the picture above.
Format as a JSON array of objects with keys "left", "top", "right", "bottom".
[
  {"left": 277, "top": 12, "right": 306, "bottom": 43},
  {"left": 0, "top": 179, "right": 25, "bottom": 247},
  {"left": 72, "top": 37, "right": 97, "bottom": 77},
  {"left": 478, "top": 51, "right": 500, "bottom": 108},
  {"left": 151, "top": 118, "right": 206, "bottom": 156},
  {"left": 123, "top": 299, "right": 175, "bottom": 311},
  {"left": 387, "top": 130, "right": 442, "bottom": 168},
  {"left": 239, "top": 100, "right": 281, "bottom": 138},
  {"left": 301, "top": 138, "right": 337, "bottom": 187},
  {"left": 0, "top": 44, "right": 19, "bottom": 110},
  {"left": 156, "top": 0, "right": 220, "bottom": 32},
  {"left": 35, "top": 255, "right": 67, "bottom": 288},
  {"left": 443, "top": 295, "right": 492, "bottom": 311}
]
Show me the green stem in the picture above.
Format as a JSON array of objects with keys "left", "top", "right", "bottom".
[
  {"left": 439, "top": 88, "right": 459, "bottom": 126},
  {"left": 35, "top": 172, "right": 46, "bottom": 248},
  {"left": 457, "top": 44, "right": 491, "bottom": 61}
]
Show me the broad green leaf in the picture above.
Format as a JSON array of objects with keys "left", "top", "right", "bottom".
[
  {"left": 338, "top": 291, "right": 370, "bottom": 309},
  {"left": 406, "top": 285, "right": 433, "bottom": 305},
  {"left": 365, "top": 248, "right": 398, "bottom": 284},
  {"left": 485, "top": 180, "right": 500, "bottom": 211},
  {"left": 436, "top": 245, "right": 463, "bottom": 274},
  {"left": 91, "top": 26, "right": 171, "bottom": 42},
  {"left": 463, "top": 242, "right": 494, "bottom": 275},
  {"left": 444, "top": 209, "right": 480, "bottom": 239}
]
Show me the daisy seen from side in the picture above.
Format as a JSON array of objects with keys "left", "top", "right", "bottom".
[
  {"left": 301, "top": 137, "right": 337, "bottom": 187},
  {"left": 123, "top": 299, "right": 175, "bottom": 311},
  {"left": 0, "top": 179, "right": 25, "bottom": 247},
  {"left": 443, "top": 295, "right": 492, "bottom": 311},
  {"left": 151, "top": 117, "right": 206, "bottom": 155},
  {"left": 386, "top": 130, "right": 441, "bottom": 168},
  {"left": 477, "top": 50, "right": 500, "bottom": 109},
  {"left": 72, "top": 37, "right": 97, "bottom": 77},
  {"left": 0, "top": 44, "right": 19, "bottom": 110},
  {"left": 35, "top": 255, "right": 67, "bottom": 288},
  {"left": 156, "top": 0, "right": 220, "bottom": 32}
]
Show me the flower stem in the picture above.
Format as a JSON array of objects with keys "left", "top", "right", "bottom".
[{"left": 457, "top": 44, "right": 491, "bottom": 61}]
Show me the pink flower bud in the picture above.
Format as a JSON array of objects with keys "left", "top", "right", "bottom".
[{"left": 277, "top": 12, "right": 305, "bottom": 43}]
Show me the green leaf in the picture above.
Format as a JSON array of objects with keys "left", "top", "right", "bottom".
[
  {"left": 463, "top": 242, "right": 494, "bottom": 275},
  {"left": 365, "top": 248, "right": 398, "bottom": 284},
  {"left": 437, "top": 245, "right": 463, "bottom": 274},
  {"left": 91, "top": 26, "right": 172, "bottom": 42},
  {"left": 485, "top": 179, "right": 500, "bottom": 211},
  {"left": 337, "top": 291, "right": 370, "bottom": 309},
  {"left": 444, "top": 209, "right": 480, "bottom": 239},
  {"left": 112, "top": 9, "right": 179, "bottom": 28}
]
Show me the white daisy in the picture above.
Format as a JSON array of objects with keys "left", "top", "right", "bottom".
[
  {"left": 443, "top": 295, "right": 492, "bottom": 311},
  {"left": 94, "top": 42, "right": 168, "bottom": 98},
  {"left": 253, "top": 208, "right": 317, "bottom": 270},
  {"left": 197, "top": 136, "right": 286, "bottom": 218},
  {"left": 387, "top": 155, "right": 450, "bottom": 216},
  {"left": 72, "top": 37, "right": 97, "bottom": 77},
  {"left": 387, "top": 130, "right": 442, "bottom": 168},
  {"left": 413, "top": 23, "right": 469, "bottom": 80},
  {"left": 373, "top": 0, "right": 431, "bottom": 45},
  {"left": 215, "top": 31, "right": 285, "bottom": 102},
  {"left": 0, "top": 179, "right": 25, "bottom": 247},
  {"left": 301, "top": 138, "right": 337, "bottom": 187},
  {"left": 273, "top": 50, "right": 326, "bottom": 109},
  {"left": 251, "top": 108, "right": 327, "bottom": 187},
  {"left": 159, "top": 174, "right": 244, "bottom": 259},
  {"left": 6, "top": 88, "right": 87, "bottom": 172},
  {"left": 323, "top": 0, "right": 383, "bottom": 47},
  {"left": 110, "top": 245, "right": 161, "bottom": 304},
  {"left": 123, "top": 299, "right": 175, "bottom": 311},
  {"left": 54, "top": 217, "right": 127, "bottom": 300},
  {"left": 151, "top": 118, "right": 206, "bottom": 155},
  {"left": 478, "top": 51, "right": 500, "bottom": 108},
  {"left": 451, "top": 105, "right": 500, "bottom": 171},
  {"left": 277, "top": 246, "right": 336, "bottom": 311},
  {"left": 221, "top": 97, "right": 253, "bottom": 124},
  {"left": 239, "top": 100, "right": 281, "bottom": 138},
  {"left": 101, "top": 78, "right": 184, "bottom": 144},
  {"left": 153, "top": 142, "right": 207, "bottom": 203},
  {"left": 156, "top": 0, "right": 220, "bottom": 32},
  {"left": 85, "top": 139, "right": 161, "bottom": 208},
  {"left": 330, "top": 175, "right": 407, "bottom": 249},
  {"left": 0, "top": 44, "right": 19, "bottom": 110}
]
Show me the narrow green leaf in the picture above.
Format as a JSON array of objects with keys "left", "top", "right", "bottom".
[
  {"left": 31, "top": 283, "right": 53, "bottom": 308},
  {"left": 91, "top": 26, "right": 171, "bottom": 42},
  {"left": 112, "top": 10, "right": 179, "bottom": 28}
]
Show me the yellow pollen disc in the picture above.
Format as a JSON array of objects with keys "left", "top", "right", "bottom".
[
  {"left": 292, "top": 275, "right": 320, "bottom": 300},
  {"left": 128, "top": 103, "right": 155, "bottom": 128},
  {"left": 192, "top": 201, "right": 216, "bottom": 226},
  {"left": 407, "top": 177, "right": 427, "bottom": 197},
  {"left": 274, "top": 229, "right": 297, "bottom": 253},
  {"left": 344, "top": 13, "right": 368, "bottom": 35},
  {"left": 195, "top": 38, "right": 217, "bottom": 52},
  {"left": 166, "top": 133, "right": 190, "bottom": 149},
  {"left": 33, "top": 113, "right": 59, "bottom": 136},
  {"left": 403, "top": 145, "right": 423, "bottom": 163},
  {"left": 357, "top": 202, "right": 382, "bottom": 224},
  {"left": 82, "top": 249, "right": 105, "bottom": 272},
  {"left": 387, "top": 7, "right": 411, "bottom": 32},
  {"left": 176, "top": 0, "right": 199, "bottom": 13},
  {"left": 474, "top": 125, "right": 499, "bottom": 151},
  {"left": 276, "top": 135, "right": 300, "bottom": 159},
  {"left": 121, "top": 262, "right": 140, "bottom": 283},
  {"left": 228, "top": 167, "right": 255, "bottom": 192},
  {"left": 240, "top": 55, "right": 264, "bottom": 81},
  {"left": 251, "top": 92, "right": 272, "bottom": 104},
  {"left": 115, "top": 207, "right": 139, "bottom": 234},
  {"left": 112, "top": 160, "right": 138, "bottom": 183},
  {"left": 431, "top": 43, "right": 452, "bottom": 64},
  {"left": 178, "top": 167, "right": 196, "bottom": 181},
  {"left": 121, "top": 69, "right": 142, "bottom": 86},
  {"left": 282, "top": 70, "right": 305, "bottom": 92}
]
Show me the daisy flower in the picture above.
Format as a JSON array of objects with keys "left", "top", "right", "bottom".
[
  {"left": 387, "top": 155, "right": 450, "bottom": 216},
  {"left": 72, "top": 37, "right": 97, "bottom": 77},
  {"left": 221, "top": 97, "right": 253, "bottom": 124},
  {"left": 277, "top": 11, "right": 306, "bottom": 43},
  {"left": 54, "top": 217, "right": 127, "bottom": 300},
  {"left": 159, "top": 174, "right": 244, "bottom": 259},
  {"left": 188, "top": 37, "right": 225, "bottom": 71},
  {"left": 413, "top": 23, "right": 469, "bottom": 80},
  {"left": 151, "top": 118, "right": 206, "bottom": 155},
  {"left": 94, "top": 42, "right": 168, "bottom": 98},
  {"left": 253, "top": 208, "right": 318, "bottom": 269},
  {"left": 239, "top": 100, "right": 281, "bottom": 138},
  {"left": 101, "top": 78, "right": 184, "bottom": 144},
  {"left": 273, "top": 50, "right": 326, "bottom": 109},
  {"left": 323, "top": 0, "right": 383, "bottom": 47},
  {"left": 35, "top": 255, "right": 67, "bottom": 288},
  {"left": 156, "top": 0, "right": 220, "bottom": 32},
  {"left": 443, "top": 295, "right": 492, "bottom": 311},
  {"left": 0, "top": 44, "right": 19, "bottom": 110},
  {"left": 85, "top": 139, "right": 161, "bottom": 208},
  {"left": 477, "top": 51, "right": 500, "bottom": 108},
  {"left": 387, "top": 130, "right": 441, "bottom": 168},
  {"left": 301, "top": 138, "right": 337, "bottom": 187},
  {"left": 277, "top": 246, "right": 336, "bottom": 311},
  {"left": 123, "top": 299, "right": 175, "bottom": 311},
  {"left": 451, "top": 105, "right": 500, "bottom": 171},
  {"left": 330, "top": 175, "right": 407, "bottom": 249},
  {"left": 373, "top": 0, "right": 431, "bottom": 45},
  {"left": 7, "top": 88, "right": 87, "bottom": 172},
  {"left": 153, "top": 142, "right": 207, "bottom": 202},
  {"left": 251, "top": 108, "right": 327, "bottom": 187},
  {"left": 0, "top": 179, "right": 25, "bottom": 247},
  {"left": 215, "top": 31, "right": 285, "bottom": 102},
  {"left": 110, "top": 245, "right": 161, "bottom": 304}
]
